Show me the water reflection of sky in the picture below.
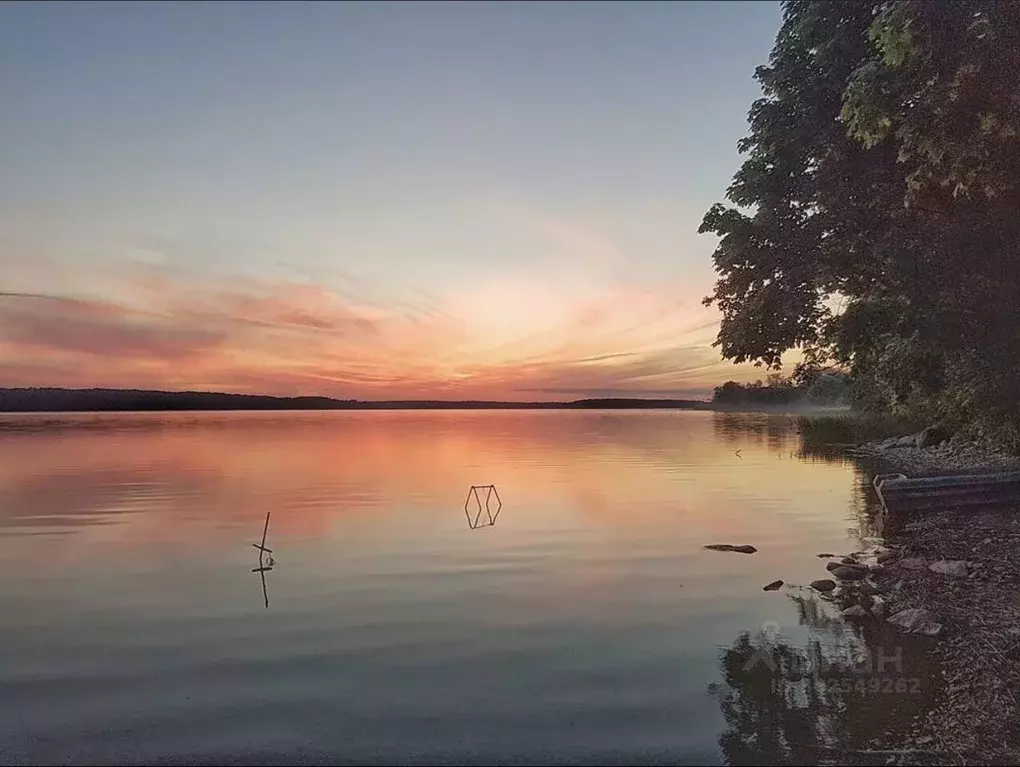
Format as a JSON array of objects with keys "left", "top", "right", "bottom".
[{"left": 0, "top": 410, "right": 919, "bottom": 765}]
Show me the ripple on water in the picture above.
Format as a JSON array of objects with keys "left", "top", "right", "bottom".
[{"left": 0, "top": 410, "right": 911, "bottom": 764}]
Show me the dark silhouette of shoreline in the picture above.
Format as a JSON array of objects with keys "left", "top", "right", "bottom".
[{"left": 0, "top": 387, "right": 713, "bottom": 413}]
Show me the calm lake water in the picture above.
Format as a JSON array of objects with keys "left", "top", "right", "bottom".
[{"left": 0, "top": 410, "right": 939, "bottom": 765}]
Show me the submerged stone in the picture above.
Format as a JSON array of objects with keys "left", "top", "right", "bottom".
[{"left": 704, "top": 544, "right": 757, "bottom": 554}]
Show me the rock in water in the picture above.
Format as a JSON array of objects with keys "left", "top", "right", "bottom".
[
  {"left": 929, "top": 560, "right": 969, "bottom": 577},
  {"left": 810, "top": 579, "right": 836, "bottom": 592},
  {"left": 817, "top": 553, "right": 836, "bottom": 558},
  {"left": 762, "top": 580, "right": 784, "bottom": 591},
  {"left": 841, "top": 556, "right": 859, "bottom": 565},
  {"left": 832, "top": 566, "right": 867, "bottom": 581},
  {"left": 827, "top": 560, "right": 866, "bottom": 574},
  {"left": 704, "top": 544, "right": 757, "bottom": 554},
  {"left": 887, "top": 608, "right": 942, "bottom": 636}
]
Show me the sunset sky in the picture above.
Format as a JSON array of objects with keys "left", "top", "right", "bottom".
[{"left": 1, "top": 1, "right": 786, "bottom": 401}]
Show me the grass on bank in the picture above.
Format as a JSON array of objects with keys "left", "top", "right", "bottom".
[{"left": 797, "top": 412, "right": 924, "bottom": 446}]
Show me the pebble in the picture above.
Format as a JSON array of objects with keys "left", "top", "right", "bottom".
[
  {"left": 929, "top": 560, "right": 970, "bottom": 578},
  {"left": 899, "top": 558, "right": 928, "bottom": 570},
  {"left": 887, "top": 607, "right": 942, "bottom": 636}
]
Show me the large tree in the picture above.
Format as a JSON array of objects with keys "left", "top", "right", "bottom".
[{"left": 701, "top": 0, "right": 1020, "bottom": 447}]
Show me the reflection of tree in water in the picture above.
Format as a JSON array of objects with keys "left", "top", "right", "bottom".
[
  {"left": 710, "top": 593, "right": 940, "bottom": 766},
  {"left": 711, "top": 412, "right": 894, "bottom": 539},
  {"left": 795, "top": 430, "right": 900, "bottom": 540},
  {"left": 712, "top": 412, "right": 796, "bottom": 453}
]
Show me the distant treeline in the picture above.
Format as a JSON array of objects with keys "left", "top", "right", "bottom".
[
  {"left": 0, "top": 388, "right": 711, "bottom": 412},
  {"left": 712, "top": 372, "right": 849, "bottom": 406}
]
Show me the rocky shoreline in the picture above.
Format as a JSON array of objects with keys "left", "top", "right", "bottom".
[
  {"left": 849, "top": 428, "right": 1020, "bottom": 475},
  {"left": 832, "top": 435, "right": 1020, "bottom": 764}
]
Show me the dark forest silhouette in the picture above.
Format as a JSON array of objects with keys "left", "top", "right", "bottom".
[{"left": 0, "top": 387, "right": 712, "bottom": 412}]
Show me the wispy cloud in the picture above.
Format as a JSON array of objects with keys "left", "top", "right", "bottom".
[
  {"left": 0, "top": 265, "right": 772, "bottom": 399},
  {"left": 0, "top": 291, "right": 227, "bottom": 361},
  {"left": 0, "top": 215, "right": 778, "bottom": 399}
]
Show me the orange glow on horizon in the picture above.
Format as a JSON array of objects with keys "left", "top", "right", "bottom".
[{"left": 0, "top": 265, "right": 790, "bottom": 401}]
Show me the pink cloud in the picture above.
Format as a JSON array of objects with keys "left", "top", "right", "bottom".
[
  {"left": 0, "top": 292, "right": 225, "bottom": 361},
  {"left": 0, "top": 267, "right": 776, "bottom": 400}
]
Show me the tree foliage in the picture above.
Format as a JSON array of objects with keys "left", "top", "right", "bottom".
[
  {"left": 701, "top": 0, "right": 1020, "bottom": 449},
  {"left": 712, "top": 371, "right": 848, "bottom": 406}
]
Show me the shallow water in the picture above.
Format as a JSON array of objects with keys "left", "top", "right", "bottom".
[{"left": 0, "top": 410, "right": 938, "bottom": 765}]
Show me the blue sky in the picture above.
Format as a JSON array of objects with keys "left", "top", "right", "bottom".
[{"left": 0, "top": 1, "right": 785, "bottom": 399}]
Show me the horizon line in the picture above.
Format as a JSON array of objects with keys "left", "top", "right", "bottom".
[{"left": 0, "top": 385, "right": 711, "bottom": 406}]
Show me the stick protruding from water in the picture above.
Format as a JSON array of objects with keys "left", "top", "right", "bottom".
[{"left": 252, "top": 512, "right": 273, "bottom": 553}]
